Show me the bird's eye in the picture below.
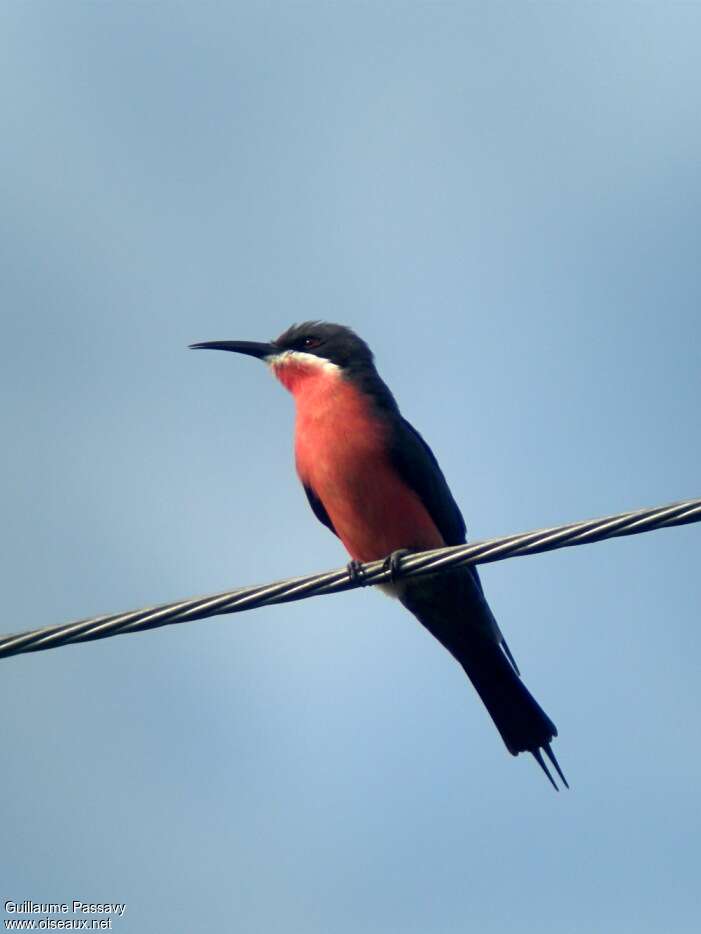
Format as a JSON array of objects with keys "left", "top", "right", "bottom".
[{"left": 302, "top": 336, "right": 322, "bottom": 349}]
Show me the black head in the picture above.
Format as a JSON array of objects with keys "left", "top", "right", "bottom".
[
  {"left": 273, "top": 321, "right": 374, "bottom": 370},
  {"left": 190, "top": 320, "right": 397, "bottom": 411},
  {"left": 191, "top": 321, "right": 375, "bottom": 371}
]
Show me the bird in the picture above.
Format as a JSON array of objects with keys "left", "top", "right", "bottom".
[{"left": 191, "top": 321, "right": 567, "bottom": 790}]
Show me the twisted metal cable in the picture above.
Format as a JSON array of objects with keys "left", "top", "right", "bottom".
[{"left": 1, "top": 496, "right": 699, "bottom": 661}]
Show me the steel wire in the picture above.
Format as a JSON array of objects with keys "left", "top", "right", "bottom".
[{"left": 1, "top": 496, "right": 699, "bottom": 660}]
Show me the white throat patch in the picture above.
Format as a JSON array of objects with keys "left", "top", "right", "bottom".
[{"left": 266, "top": 350, "right": 341, "bottom": 375}]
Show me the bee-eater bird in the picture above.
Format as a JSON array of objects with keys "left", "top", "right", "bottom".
[{"left": 191, "top": 322, "right": 567, "bottom": 790}]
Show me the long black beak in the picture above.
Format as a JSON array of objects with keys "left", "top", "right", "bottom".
[{"left": 189, "top": 340, "right": 276, "bottom": 360}]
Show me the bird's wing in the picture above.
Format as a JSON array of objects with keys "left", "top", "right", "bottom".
[
  {"left": 303, "top": 483, "right": 339, "bottom": 538},
  {"left": 388, "top": 415, "right": 523, "bottom": 672},
  {"left": 387, "top": 416, "right": 467, "bottom": 546}
]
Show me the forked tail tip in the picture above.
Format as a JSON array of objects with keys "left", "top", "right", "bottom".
[{"left": 532, "top": 744, "right": 569, "bottom": 791}]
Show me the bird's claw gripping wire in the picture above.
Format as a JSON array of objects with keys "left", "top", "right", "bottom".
[
  {"left": 346, "top": 560, "right": 370, "bottom": 587},
  {"left": 382, "top": 548, "right": 412, "bottom": 582},
  {"left": 346, "top": 549, "right": 411, "bottom": 587}
]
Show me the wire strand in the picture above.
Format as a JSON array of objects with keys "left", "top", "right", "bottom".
[{"left": 1, "top": 496, "right": 699, "bottom": 661}]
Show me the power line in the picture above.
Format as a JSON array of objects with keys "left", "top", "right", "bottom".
[{"left": 1, "top": 496, "right": 699, "bottom": 661}]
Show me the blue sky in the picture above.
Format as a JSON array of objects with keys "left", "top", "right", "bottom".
[{"left": 1, "top": 3, "right": 700, "bottom": 932}]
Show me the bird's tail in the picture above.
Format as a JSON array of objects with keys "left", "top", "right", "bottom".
[
  {"left": 457, "top": 633, "right": 568, "bottom": 790},
  {"left": 397, "top": 567, "right": 567, "bottom": 789}
]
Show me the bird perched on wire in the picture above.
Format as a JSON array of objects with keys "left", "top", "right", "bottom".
[{"left": 191, "top": 322, "right": 567, "bottom": 790}]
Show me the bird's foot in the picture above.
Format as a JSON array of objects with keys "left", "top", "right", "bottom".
[
  {"left": 381, "top": 548, "right": 412, "bottom": 583},
  {"left": 346, "top": 560, "right": 370, "bottom": 587}
]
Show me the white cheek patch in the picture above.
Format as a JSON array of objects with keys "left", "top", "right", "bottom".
[{"left": 266, "top": 350, "right": 341, "bottom": 375}]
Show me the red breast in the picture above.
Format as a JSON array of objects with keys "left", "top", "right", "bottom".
[{"left": 271, "top": 356, "right": 445, "bottom": 561}]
